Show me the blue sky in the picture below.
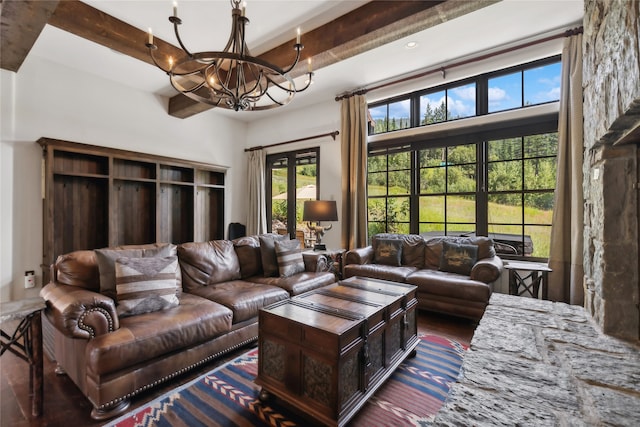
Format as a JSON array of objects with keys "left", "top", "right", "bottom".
[{"left": 370, "top": 61, "right": 561, "bottom": 122}]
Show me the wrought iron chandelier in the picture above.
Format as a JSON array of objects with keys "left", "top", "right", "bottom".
[{"left": 146, "top": 0, "right": 313, "bottom": 111}]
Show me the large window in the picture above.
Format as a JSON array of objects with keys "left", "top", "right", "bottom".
[
  {"left": 367, "top": 130, "right": 557, "bottom": 259},
  {"left": 369, "top": 99, "right": 411, "bottom": 134},
  {"left": 487, "top": 133, "right": 557, "bottom": 257},
  {"left": 266, "top": 148, "right": 319, "bottom": 244},
  {"left": 418, "top": 144, "right": 477, "bottom": 235},
  {"left": 367, "top": 57, "right": 561, "bottom": 259},
  {"left": 420, "top": 81, "right": 477, "bottom": 125},
  {"left": 368, "top": 147, "right": 411, "bottom": 235},
  {"left": 369, "top": 56, "right": 560, "bottom": 135}
]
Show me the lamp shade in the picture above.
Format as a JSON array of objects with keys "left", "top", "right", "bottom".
[{"left": 303, "top": 200, "right": 338, "bottom": 222}]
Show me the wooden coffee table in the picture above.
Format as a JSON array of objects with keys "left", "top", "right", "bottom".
[{"left": 256, "top": 276, "right": 418, "bottom": 427}]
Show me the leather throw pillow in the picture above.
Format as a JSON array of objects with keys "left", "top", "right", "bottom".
[
  {"left": 114, "top": 256, "right": 179, "bottom": 317},
  {"left": 439, "top": 241, "right": 478, "bottom": 276}
]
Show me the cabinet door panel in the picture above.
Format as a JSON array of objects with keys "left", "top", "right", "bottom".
[
  {"left": 53, "top": 175, "right": 108, "bottom": 257},
  {"left": 113, "top": 180, "right": 156, "bottom": 245},
  {"left": 195, "top": 187, "right": 224, "bottom": 241},
  {"left": 159, "top": 184, "right": 194, "bottom": 244}
]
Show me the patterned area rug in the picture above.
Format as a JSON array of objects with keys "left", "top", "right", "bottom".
[{"left": 108, "top": 335, "right": 466, "bottom": 427}]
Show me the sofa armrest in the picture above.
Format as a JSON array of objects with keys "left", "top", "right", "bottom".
[
  {"left": 40, "top": 282, "right": 119, "bottom": 340},
  {"left": 344, "top": 246, "right": 374, "bottom": 265},
  {"left": 471, "top": 256, "right": 504, "bottom": 283},
  {"left": 302, "top": 252, "right": 329, "bottom": 272}
]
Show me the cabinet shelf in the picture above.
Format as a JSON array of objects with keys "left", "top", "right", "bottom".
[
  {"left": 113, "top": 176, "right": 157, "bottom": 183},
  {"left": 53, "top": 172, "right": 109, "bottom": 179},
  {"left": 159, "top": 180, "right": 195, "bottom": 187},
  {"left": 196, "top": 183, "right": 225, "bottom": 189},
  {"left": 39, "top": 137, "right": 227, "bottom": 282}
]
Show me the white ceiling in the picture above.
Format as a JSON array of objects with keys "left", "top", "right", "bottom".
[{"left": 26, "top": 0, "right": 584, "bottom": 122}]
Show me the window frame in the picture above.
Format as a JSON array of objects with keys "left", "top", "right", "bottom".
[
  {"left": 367, "top": 116, "right": 558, "bottom": 262},
  {"left": 366, "top": 55, "right": 562, "bottom": 261},
  {"left": 266, "top": 147, "right": 320, "bottom": 238},
  {"left": 368, "top": 55, "right": 561, "bottom": 136}
]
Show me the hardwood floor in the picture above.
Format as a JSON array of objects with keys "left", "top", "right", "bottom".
[{"left": 1, "top": 310, "right": 477, "bottom": 427}]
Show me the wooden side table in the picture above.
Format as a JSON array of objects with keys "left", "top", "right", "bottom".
[
  {"left": 505, "top": 261, "right": 552, "bottom": 300},
  {"left": 1, "top": 296, "right": 46, "bottom": 417}
]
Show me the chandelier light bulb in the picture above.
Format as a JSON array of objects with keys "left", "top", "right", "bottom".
[
  {"left": 173, "top": 1, "right": 178, "bottom": 17},
  {"left": 297, "top": 27, "right": 301, "bottom": 44}
]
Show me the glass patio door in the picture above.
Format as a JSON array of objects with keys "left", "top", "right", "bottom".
[{"left": 266, "top": 148, "right": 319, "bottom": 246}]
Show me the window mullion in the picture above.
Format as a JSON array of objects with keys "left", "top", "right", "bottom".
[
  {"left": 477, "top": 141, "right": 488, "bottom": 237},
  {"left": 410, "top": 149, "right": 419, "bottom": 234}
]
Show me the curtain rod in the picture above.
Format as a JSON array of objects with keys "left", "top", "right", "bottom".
[
  {"left": 335, "top": 26, "right": 584, "bottom": 102},
  {"left": 244, "top": 131, "right": 339, "bottom": 152}
]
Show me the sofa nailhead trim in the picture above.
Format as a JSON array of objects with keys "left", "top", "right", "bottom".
[
  {"left": 97, "top": 335, "right": 258, "bottom": 409},
  {"left": 78, "top": 307, "right": 114, "bottom": 338}
]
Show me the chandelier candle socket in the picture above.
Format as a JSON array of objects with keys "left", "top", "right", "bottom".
[{"left": 146, "top": 0, "right": 313, "bottom": 111}]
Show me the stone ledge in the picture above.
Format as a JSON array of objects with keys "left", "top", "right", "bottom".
[{"left": 433, "top": 293, "right": 640, "bottom": 426}]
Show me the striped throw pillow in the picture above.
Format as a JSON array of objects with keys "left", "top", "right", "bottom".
[
  {"left": 274, "top": 239, "right": 305, "bottom": 278},
  {"left": 115, "top": 256, "right": 179, "bottom": 317}
]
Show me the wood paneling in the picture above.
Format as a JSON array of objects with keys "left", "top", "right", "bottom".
[
  {"left": 112, "top": 180, "right": 156, "bottom": 245},
  {"left": 52, "top": 175, "right": 108, "bottom": 255}
]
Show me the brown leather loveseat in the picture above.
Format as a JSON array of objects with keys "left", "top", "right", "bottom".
[
  {"left": 40, "top": 233, "right": 335, "bottom": 420},
  {"left": 343, "top": 233, "right": 504, "bottom": 320}
]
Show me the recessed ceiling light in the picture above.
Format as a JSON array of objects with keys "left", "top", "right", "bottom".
[{"left": 405, "top": 41, "right": 418, "bottom": 49}]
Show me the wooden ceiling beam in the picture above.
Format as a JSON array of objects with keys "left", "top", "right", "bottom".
[
  {"left": 169, "top": 0, "right": 499, "bottom": 119},
  {"left": 47, "top": 0, "right": 185, "bottom": 68},
  {"left": 1, "top": 0, "right": 59, "bottom": 72},
  {"left": 1, "top": 0, "right": 499, "bottom": 119},
  {"left": 169, "top": 1, "right": 449, "bottom": 118}
]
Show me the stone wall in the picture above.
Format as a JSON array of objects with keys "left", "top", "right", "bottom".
[
  {"left": 582, "top": 0, "right": 640, "bottom": 340},
  {"left": 434, "top": 294, "right": 640, "bottom": 425}
]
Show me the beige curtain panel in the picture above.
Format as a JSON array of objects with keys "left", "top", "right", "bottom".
[
  {"left": 340, "top": 94, "right": 368, "bottom": 250},
  {"left": 246, "top": 149, "right": 267, "bottom": 235},
  {"left": 548, "top": 33, "right": 584, "bottom": 305}
]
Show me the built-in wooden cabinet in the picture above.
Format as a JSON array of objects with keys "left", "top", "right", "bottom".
[{"left": 39, "top": 137, "right": 226, "bottom": 280}]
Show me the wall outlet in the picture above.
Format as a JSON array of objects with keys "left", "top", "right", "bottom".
[{"left": 24, "top": 271, "right": 36, "bottom": 288}]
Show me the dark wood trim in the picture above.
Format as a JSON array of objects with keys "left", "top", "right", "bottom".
[
  {"left": 48, "top": 1, "right": 184, "bottom": 67},
  {"left": 36, "top": 137, "right": 228, "bottom": 172},
  {"left": 0, "top": 0, "right": 59, "bottom": 72}
]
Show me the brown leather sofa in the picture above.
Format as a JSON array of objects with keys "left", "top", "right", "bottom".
[
  {"left": 40, "top": 234, "right": 335, "bottom": 420},
  {"left": 343, "top": 234, "right": 504, "bottom": 321}
]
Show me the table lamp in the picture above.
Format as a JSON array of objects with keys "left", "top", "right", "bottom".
[{"left": 303, "top": 200, "right": 338, "bottom": 250}]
